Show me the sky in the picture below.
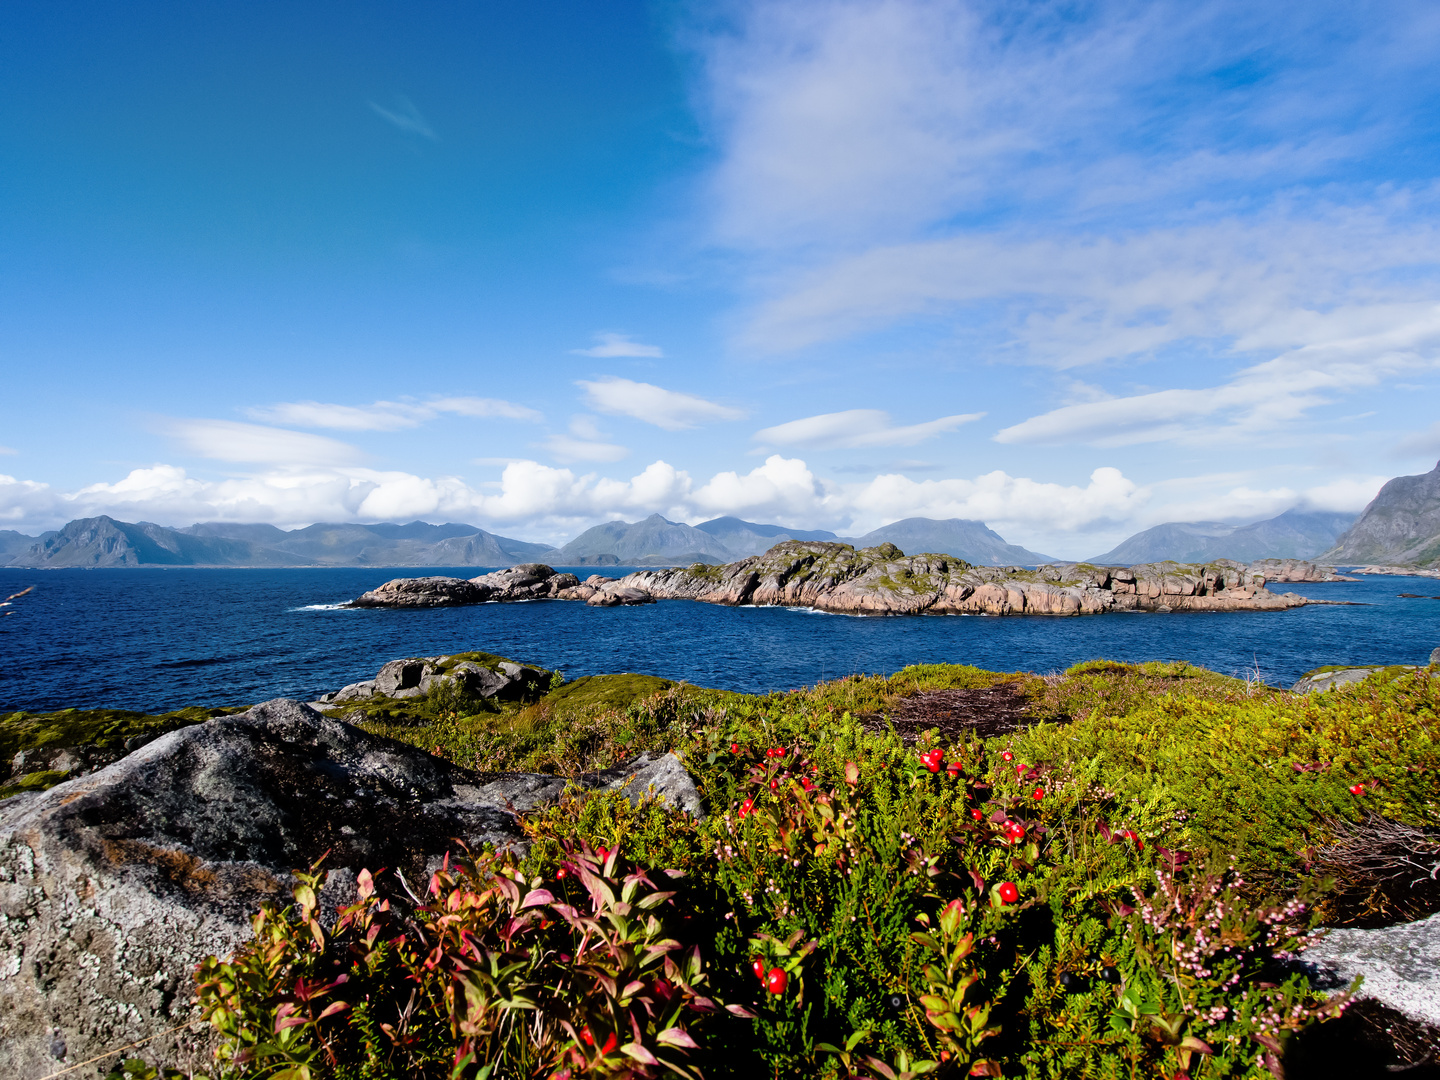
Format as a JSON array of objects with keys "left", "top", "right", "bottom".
[{"left": 2, "top": 0, "right": 1439, "bottom": 559}]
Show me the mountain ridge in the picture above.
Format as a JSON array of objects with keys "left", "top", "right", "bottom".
[
  {"left": 1089, "top": 509, "right": 1356, "bottom": 565},
  {"left": 1321, "top": 460, "right": 1440, "bottom": 567}
]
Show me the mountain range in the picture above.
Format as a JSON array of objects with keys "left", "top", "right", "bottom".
[
  {"left": 3, "top": 512, "right": 1057, "bottom": 569},
  {"left": 1086, "top": 509, "right": 1356, "bottom": 565},
  {"left": 8, "top": 462, "right": 1439, "bottom": 570}
]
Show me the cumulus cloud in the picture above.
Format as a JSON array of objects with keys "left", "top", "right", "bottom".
[
  {"left": 0, "top": 454, "right": 1152, "bottom": 545},
  {"left": 571, "top": 332, "right": 665, "bottom": 358},
  {"left": 369, "top": 96, "right": 438, "bottom": 139},
  {"left": 578, "top": 377, "right": 746, "bottom": 430},
  {"left": 246, "top": 396, "right": 540, "bottom": 431},
  {"left": 164, "top": 420, "right": 364, "bottom": 466},
  {"left": 755, "top": 409, "right": 983, "bottom": 449}
]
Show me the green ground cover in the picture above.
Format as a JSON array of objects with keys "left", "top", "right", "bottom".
[{"left": 110, "top": 657, "right": 1438, "bottom": 1080}]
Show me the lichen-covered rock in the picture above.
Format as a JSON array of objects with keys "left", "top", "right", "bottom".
[
  {"left": 1291, "top": 666, "right": 1419, "bottom": 694},
  {"left": 0, "top": 699, "right": 526, "bottom": 1078},
  {"left": 1300, "top": 912, "right": 1440, "bottom": 1025},
  {"left": 0, "top": 702, "right": 703, "bottom": 1077}
]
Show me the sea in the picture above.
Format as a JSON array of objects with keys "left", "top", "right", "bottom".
[{"left": 0, "top": 567, "right": 1437, "bottom": 714}]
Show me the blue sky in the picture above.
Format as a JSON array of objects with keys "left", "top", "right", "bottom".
[{"left": 2, "top": 0, "right": 1439, "bottom": 557}]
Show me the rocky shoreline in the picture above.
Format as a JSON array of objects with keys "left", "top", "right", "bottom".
[{"left": 349, "top": 540, "right": 1320, "bottom": 616}]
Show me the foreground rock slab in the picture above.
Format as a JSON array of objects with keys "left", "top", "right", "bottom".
[
  {"left": 1302, "top": 913, "right": 1440, "bottom": 1026},
  {"left": 0, "top": 699, "right": 700, "bottom": 1078}
]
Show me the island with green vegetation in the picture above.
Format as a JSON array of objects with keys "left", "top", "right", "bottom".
[{"left": 350, "top": 542, "right": 1332, "bottom": 616}]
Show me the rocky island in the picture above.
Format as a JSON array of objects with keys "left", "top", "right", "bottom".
[{"left": 349, "top": 540, "right": 1319, "bottom": 615}]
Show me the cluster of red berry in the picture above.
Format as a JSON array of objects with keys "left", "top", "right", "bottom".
[{"left": 750, "top": 958, "right": 788, "bottom": 994}]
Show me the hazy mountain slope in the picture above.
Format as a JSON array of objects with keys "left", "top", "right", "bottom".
[
  {"left": 10, "top": 516, "right": 274, "bottom": 567},
  {"left": 1321, "top": 460, "right": 1440, "bottom": 567},
  {"left": 692, "top": 516, "right": 839, "bottom": 557},
  {"left": 1088, "top": 509, "right": 1355, "bottom": 564},
  {"left": 842, "top": 518, "right": 1058, "bottom": 565},
  {"left": 557, "top": 514, "right": 735, "bottom": 565},
  {"left": 10, "top": 518, "right": 558, "bottom": 567},
  {"left": 0, "top": 530, "right": 37, "bottom": 560}
]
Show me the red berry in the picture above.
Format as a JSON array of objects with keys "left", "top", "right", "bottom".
[
  {"left": 596, "top": 845, "right": 609, "bottom": 859},
  {"left": 739, "top": 798, "right": 754, "bottom": 818},
  {"left": 1032, "top": 787, "right": 1044, "bottom": 801},
  {"left": 1349, "top": 783, "right": 1365, "bottom": 795},
  {"left": 1001, "top": 750, "right": 1014, "bottom": 762},
  {"left": 581, "top": 1027, "right": 595, "bottom": 1045},
  {"left": 998, "top": 882, "right": 1019, "bottom": 904},
  {"left": 768, "top": 779, "right": 778, "bottom": 790},
  {"left": 1122, "top": 829, "right": 1144, "bottom": 852},
  {"left": 1015, "top": 763, "right": 1026, "bottom": 776},
  {"left": 801, "top": 778, "right": 816, "bottom": 792},
  {"left": 766, "top": 967, "right": 788, "bottom": 995},
  {"left": 731, "top": 742, "right": 740, "bottom": 754},
  {"left": 947, "top": 761, "right": 963, "bottom": 777},
  {"left": 970, "top": 807, "right": 984, "bottom": 821},
  {"left": 556, "top": 867, "right": 568, "bottom": 880},
  {"left": 751, "top": 957, "right": 766, "bottom": 981}
]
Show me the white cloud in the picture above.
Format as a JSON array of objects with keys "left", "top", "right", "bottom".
[
  {"left": 755, "top": 408, "right": 983, "bottom": 449},
  {"left": 246, "top": 397, "right": 540, "bottom": 431},
  {"left": 164, "top": 420, "right": 364, "bottom": 466},
  {"left": 541, "top": 436, "right": 629, "bottom": 464},
  {"left": 539, "top": 416, "right": 629, "bottom": 464},
  {"left": 0, "top": 445, "right": 16, "bottom": 455},
  {"left": 995, "top": 303, "right": 1440, "bottom": 447},
  {"left": 571, "top": 332, "right": 665, "bottom": 358},
  {"left": 369, "top": 96, "right": 437, "bottom": 139},
  {"left": 578, "top": 376, "right": 746, "bottom": 430}
]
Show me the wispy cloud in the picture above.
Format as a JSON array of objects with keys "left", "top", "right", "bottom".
[
  {"left": 578, "top": 376, "right": 745, "bottom": 431},
  {"left": 571, "top": 332, "right": 665, "bottom": 358},
  {"left": 246, "top": 397, "right": 541, "bottom": 432},
  {"left": 0, "top": 445, "right": 16, "bottom": 456},
  {"left": 755, "top": 409, "right": 984, "bottom": 450},
  {"left": 368, "top": 96, "right": 438, "bottom": 139},
  {"left": 540, "top": 416, "right": 629, "bottom": 463},
  {"left": 163, "top": 420, "right": 363, "bottom": 466}
]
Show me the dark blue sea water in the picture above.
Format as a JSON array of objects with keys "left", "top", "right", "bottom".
[{"left": 1, "top": 567, "right": 1437, "bottom": 713}]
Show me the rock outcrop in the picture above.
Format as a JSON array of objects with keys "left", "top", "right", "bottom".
[
  {"left": 348, "top": 564, "right": 580, "bottom": 608},
  {"left": 1246, "top": 559, "right": 1356, "bottom": 583},
  {"left": 0, "top": 699, "right": 701, "bottom": 1077},
  {"left": 319, "top": 654, "right": 549, "bottom": 706},
  {"left": 349, "top": 542, "right": 1312, "bottom": 617},
  {"left": 610, "top": 542, "right": 1306, "bottom": 616}
]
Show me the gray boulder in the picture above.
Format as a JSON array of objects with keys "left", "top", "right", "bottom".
[
  {"left": 586, "top": 587, "right": 655, "bottom": 607},
  {"left": 348, "top": 575, "right": 489, "bottom": 608},
  {"left": 0, "top": 699, "right": 526, "bottom": 1078},
  {"left": 0, "top": 702, "right": 703, "bottom": 1077},
  {"left": 1301, "top": 912, "right": 1440, "bottom": 1026},
  {"left": 1431, "top": 647, "right": 1440, "bottom": 666},
  {"left": 1291, "top": 666, "right": 1416, "bottom": 694}
]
